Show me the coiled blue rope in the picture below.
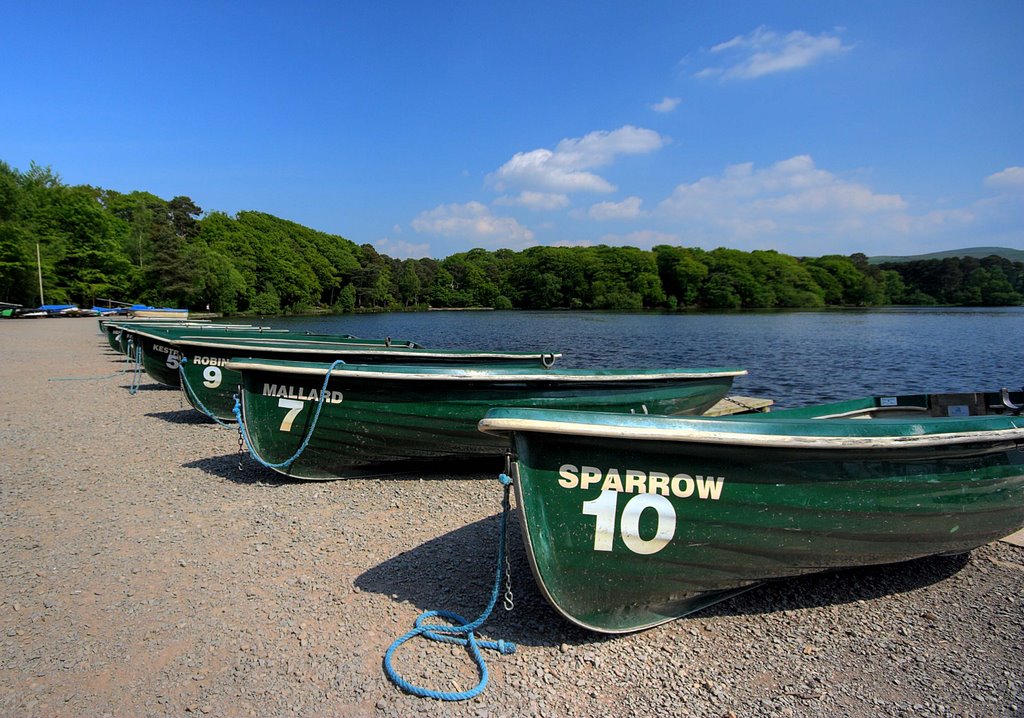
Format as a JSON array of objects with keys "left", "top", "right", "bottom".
[
  {"left": 383, "top": 473, "right": 517, "bottom": 701},
  {"left": 178, "top": 357, "right": 235, "bottom": 428},
  {"left": 232, "top": 359, "right": 345, "bottom": 470}
]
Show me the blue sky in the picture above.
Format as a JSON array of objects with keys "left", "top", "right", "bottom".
[{"left": 2, "top": 1, "right": 1022, "bottom": 259}]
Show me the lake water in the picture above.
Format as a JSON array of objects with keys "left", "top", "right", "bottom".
[{"left": 255, "top": 307, "right": 1023, "bottom": 408}]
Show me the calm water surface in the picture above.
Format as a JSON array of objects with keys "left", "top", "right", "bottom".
[{"left": 256, "top": 308, "right": 1023, "bottom": 408}]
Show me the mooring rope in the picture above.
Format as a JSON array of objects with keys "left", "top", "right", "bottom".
[
  {"left": 49, "top": 353, "right": 128, "bottom": 383},
  {"left": 47, "top": 370, "right": 125, "bottom": 382},
  {"left": 232, "top": 359, "right": 345, "bottom": 470},
  {"left": 177, "top": 357, "right": 235, "bottom": 428},
  {"left": 128, "top": 343, "right": 143, "bottom": 395},
  {"left": 382, "top": 473, "right": 517, "bottom": 701},
  {"left": 48, "top": 334, "right": 141, "bottom": 382}
]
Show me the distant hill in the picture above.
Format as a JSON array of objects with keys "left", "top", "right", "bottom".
[{"left": 869, "top": 246, "right": 1024, "bottom": 264}]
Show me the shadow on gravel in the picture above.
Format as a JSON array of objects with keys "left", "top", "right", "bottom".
[
  {"left": 187, "top": 452, "right": 506, "bottom": 485},
  {"left": 355, "top": 514, "right": 609, "bottom": 649},
  {"left": 121, "top": 382, "right": 178, "bottom": 392},
  {"left": 146, "top": 408, "right": 218, "bottom": 425},
  {"left": 184, "top": 453, "right": 300, "bottom": 486},
  {"left": 356, "top": 516, "right": 974, "bottom": 649},
  {"left": 180, "top": 453, "right": 496, "bottom": 487},
  {"left": 700, "top": 551, "right": 970, "bottom": 618}
]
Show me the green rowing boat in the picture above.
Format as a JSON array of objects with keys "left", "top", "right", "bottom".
[
  {"left": 122, "top": 325, "right": 426, "bottom": 387},
  {"left": 111, "top": 322, "right": 382, "bottom": 352},
  {"left": 101, "top": 320, "right": 219, "bottom": 353},
  {"left": 477, "top": 390, "right": 1024, "bottom": 633},
  {"left": 181, "top": 339, "right": 564, "bottom": 422},
  {"left": 230, "top": 358, "right": 746, "bottom": 479}
]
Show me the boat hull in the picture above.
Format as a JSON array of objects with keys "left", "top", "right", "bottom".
[
  {"left": 128, "top": 308, "right": 189, "bottom": 319},
  {"left": 233, "top": 360, "right": 743, "bottom": 479},
  {"left": 125, "top": 329, "right": 428, "bottom": 389},
  {"left": 103, "top": 320, "right": 219, "bottom": 354},
  {"left": 175, "top": 341, "right": 562, "bottom": 420},
  {"left": 479, "top": 399, "right": 1024, "bottom": 633}
]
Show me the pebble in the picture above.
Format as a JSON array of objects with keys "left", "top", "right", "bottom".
[{"left": 0, "top": 319, "right": 1021, "bottom": 718}]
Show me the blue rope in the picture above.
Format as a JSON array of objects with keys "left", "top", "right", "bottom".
[
  {"left": 128, "top": 343, "right": 143, "bottom": 395},
  {"left": 232, "top": 359, "right": 346, "bottom": 470},
  {"left": 383, "top": 473, "right": 517, "bottom": 701},
  {"left": 178, "top": 357, "right": 235, "bottom": 428},
  {"left": 48, "top": 371, "right": 124, "bottom": 382},
  {"left": 50, "top": 351, "right": 131, "bottom": 382}
]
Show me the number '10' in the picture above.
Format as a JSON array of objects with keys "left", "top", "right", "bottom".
[{"left": 582, "top": 489, "right": 676, "bottom": 555}]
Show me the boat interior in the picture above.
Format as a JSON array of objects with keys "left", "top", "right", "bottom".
[{"left": 818, "top": 389, "right": 1024, "bottom": 420}]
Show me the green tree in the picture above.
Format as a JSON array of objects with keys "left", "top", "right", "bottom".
[
  {"left": 353, "top": 244, "right": 395, "bottom": 309},
  {"left": 396, "top": 261, "right": 423, "bottom": 307},
  {"left": 0, "top": 162, "right": 37, "bottom": 303},
  {"left": 590, "top": 246, "right": 665, "bottom": 308},
  {"left": 533, "top": 272, "right": 564, "bottom": 309},
  {"left": 805, "top": 255, "right": 884, "bottom": 306},
  {"left": 428, "top": 266, "right": 457, "bottom": 307},
  {"left": 750, "top": 250, "right": 825, "bottom": 308},
  {"left": 654, "top": 245, "right": 708, "bottom": 307},
  {"left": 51, "top": 186, "right": 133, "bottom": 305},
  {"left": 700, "top": 249, "right": 770, "bottom": 308}
]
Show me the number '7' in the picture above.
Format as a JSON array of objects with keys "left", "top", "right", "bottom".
[{"left": 278, "top": 398, "right": 304, "bottom": 432}]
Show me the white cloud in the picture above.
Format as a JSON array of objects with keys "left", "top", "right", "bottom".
[
  {"left": 984, "top": 166, "right": 1024, "bottom": 190},
  {"left": 550, "top": 238, "right": 595, "bottom": 248},
  {"left": 489, "top": 148, "right": 614, "bottom": 193},
  {"left": 886, "top": 208, "right": 975, "bottom": 235},
  {"left": 588, "top": 196, "right": 643, "bottom": 220},
  {"left": 374, "top": 237, "right": 431, "bottom": 259},
  {"left": 494, "top": 191, "right": 570, "bottom": 211},
  {"left": 656, "top": 155, "right": 907, "bottom": 249},
  {"left": 410, "top": 201, "right": 535, "bottom": 249},
  {"left": 488, "top": 125, "right": 666, "bottom": 195},
  {"left": 555, "top": 126, "right": 666, "bottom": 167},
  {"left": 660, "top": 155, "right": 905, "bottom": 217},
  {"left": 697, "top": 26, "right": 851, "bottom": 80},
  {"left": 651, "top": 96, "right": 681, "bottom": 113}
]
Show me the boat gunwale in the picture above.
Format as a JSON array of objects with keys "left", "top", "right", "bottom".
[
  {"left": 153, "top": 327, "right": 290, "bottom": 335},
  {"left": 117, "top": 325, "right": 275, "bottom": 342},
  {"left": 478, "top": 412, "right": 1024, "bottom": 448},
  {"left": 191, "top": 340, "right": 563, "bottom": 360},
  {"left": 226, "top": 358, "right": 746, "bottom": 381},
  {"left": 173, "top": 335, "right": 423, "bottom": 349}
]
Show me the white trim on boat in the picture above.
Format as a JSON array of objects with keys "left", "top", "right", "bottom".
[
  {"left": 225, "top": 359, "right": 746, "bottom": 381},
  {"left": 477, "top": 416, "right": 1024, "bottom": 449},
  {"left": 120, "top": 326, "right": 267, "bottom": 342},
  {"left": 188, "top": 340, "right": 564, "bottom": 361}
]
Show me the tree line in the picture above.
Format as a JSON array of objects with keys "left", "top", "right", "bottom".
[{"left": 2, "top": 161, "right": 1022, "bottom": 313}]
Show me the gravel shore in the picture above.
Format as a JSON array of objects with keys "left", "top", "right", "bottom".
[{"left": 1, "top": 318, "right": 1021, "bottom": 718}]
